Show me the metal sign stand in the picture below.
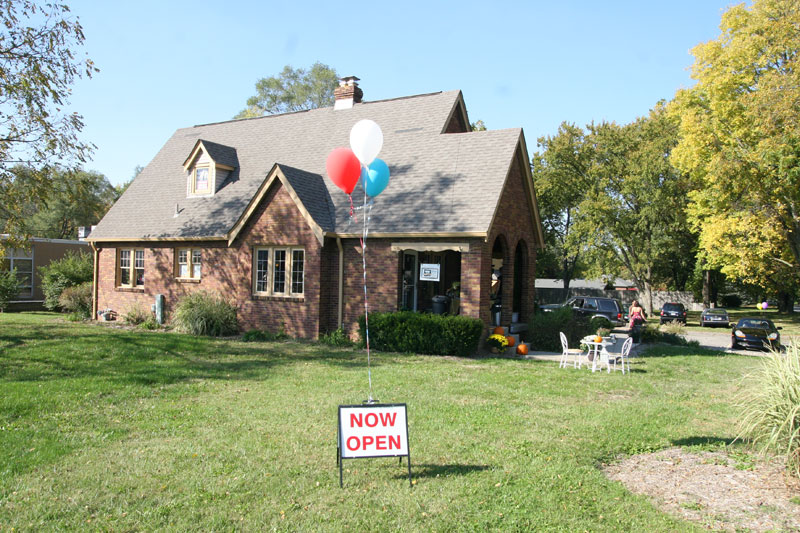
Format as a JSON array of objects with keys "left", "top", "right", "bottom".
[{"left": 337, "top": 402, "right": 412, "bottom": 488}]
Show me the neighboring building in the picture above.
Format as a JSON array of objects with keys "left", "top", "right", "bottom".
[
  {"left": 1, "top": 236, "right": 90, "bottom": 310},
  {"left": 88, "top": 79, "right": 545, "bottom": 339}
]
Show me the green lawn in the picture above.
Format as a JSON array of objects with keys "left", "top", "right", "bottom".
[{"left": 0, "top": 312, "right": 762, "bottom": 531}]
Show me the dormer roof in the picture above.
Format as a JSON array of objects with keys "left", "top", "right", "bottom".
[{"left": 183, "top": 139, "right": 237, "bottom": 171}]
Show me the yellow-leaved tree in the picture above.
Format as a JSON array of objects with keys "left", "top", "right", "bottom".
[{"left": 671, "top": 0, "right": 800, "bottom": 309}]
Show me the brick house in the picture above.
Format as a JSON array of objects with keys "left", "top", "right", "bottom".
[{"left": 88, "top": 79, "right": 545, "bottom": 339}]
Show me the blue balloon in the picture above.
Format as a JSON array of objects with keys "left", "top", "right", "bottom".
[{"left": 363, "top": 158, "right": 390, "bottom": 197}]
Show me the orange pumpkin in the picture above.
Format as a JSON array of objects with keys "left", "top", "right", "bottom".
[
  {"left": 493, "top": 326, "right": 505, "bottom": 335},
  {"left": 506, "top": 336, "right": 516, "bottom": 347},
  {"left": 594, "top": 335, "right": 603, "bottom": 343},
  {"left": 516, "top": 344, "right": 529, "bottom": 356}
]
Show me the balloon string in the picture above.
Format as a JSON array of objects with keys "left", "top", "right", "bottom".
[
  {"left": 361, "top": 177, "right": 374, "bottom": 403},
  {"left": 348, "top": 194, "right": 357, "bottom": 223}
]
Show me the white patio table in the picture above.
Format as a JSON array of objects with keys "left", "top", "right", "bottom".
[{"left": 582, "top": 336, "right": 616, "bottom": 373}]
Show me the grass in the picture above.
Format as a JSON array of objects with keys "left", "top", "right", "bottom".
[{"left": 0, "top": 312, "right": 765, "bottom": 531}]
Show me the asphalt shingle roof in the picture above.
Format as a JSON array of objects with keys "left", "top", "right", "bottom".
[{"left": 90, "top": 90, "right": 523, "bottom": 241}]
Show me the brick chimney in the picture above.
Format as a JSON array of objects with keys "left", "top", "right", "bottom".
[{"left": 334, "top": 76, "right": 363, "bottom": 110}]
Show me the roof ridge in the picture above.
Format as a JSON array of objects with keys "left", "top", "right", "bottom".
[{"left": 192, "top": 90, "right": 450, "bottom": 128}]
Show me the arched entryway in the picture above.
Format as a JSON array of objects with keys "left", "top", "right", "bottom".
[
  {"left": 512, "top": 240, "right": 529, "bottom": 322},
  {"left": 489, "top": 235, "right": 508, "bottom": 325}
]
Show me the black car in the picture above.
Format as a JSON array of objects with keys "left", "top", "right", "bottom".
[
  {"left": 540, "top": 296, "right": 624, "bottom": 326},
  {"left": 660, "top": 302, "right": 687, "bottom": 324},
  {"left": 700, "top": 308, "right": 730, "bottom": 327},
  {"left": 730, "top": 317, "right": 782, "bottom": 351}
]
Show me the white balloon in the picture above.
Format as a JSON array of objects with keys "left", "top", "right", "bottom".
[{"left": 349, "top": 119, "right": 383, "bottom": 166}]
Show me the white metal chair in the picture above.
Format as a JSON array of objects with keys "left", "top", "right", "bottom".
[
  {"left": 559, "top": 332, "right": 584, "bottom": 369},
  {"left": 609, "top": 337, "right": 634, "bottom": 374}
]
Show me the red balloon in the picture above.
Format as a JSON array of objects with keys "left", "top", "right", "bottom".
[{"left": 326, "top": 147, "right": 361, "bottom": 194}]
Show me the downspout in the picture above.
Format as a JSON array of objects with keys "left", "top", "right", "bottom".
[
  {"left": 90, "top": 242, "right": 99, "bottom": 320},
  {"left": 337, "top": 237, "right": 344, "bottom": 329}
]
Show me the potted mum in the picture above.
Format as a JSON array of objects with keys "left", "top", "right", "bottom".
[{"left": 486, "top": 333, "right": 509, "bottom": 354}]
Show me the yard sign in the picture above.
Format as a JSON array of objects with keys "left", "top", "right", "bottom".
[{"left": 337, "top": 403, "right": 411, "bottom": 487}]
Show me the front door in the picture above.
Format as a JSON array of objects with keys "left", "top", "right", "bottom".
[{"left": 402, "top": 251, "right": 418, "bottom": 311}]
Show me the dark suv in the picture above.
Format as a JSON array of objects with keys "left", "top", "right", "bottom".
[
  {"left": 660, "top": 302, "right": 687, "bottom": 324},
  {"left": 540, "top": 296, "right": 624, "bottom": 326}
]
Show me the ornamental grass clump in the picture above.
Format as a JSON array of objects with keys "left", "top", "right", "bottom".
[
  {"left": 737, "top": 344, "right": 800, "bottom": 477},
  {"left": 173, "top": 291, "right": 238, "bottom": 337}
]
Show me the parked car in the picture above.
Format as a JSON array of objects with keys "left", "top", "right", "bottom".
[
  {"left": 539, "top": 296, "right": 624, "bottom": 326},
  {"left": 700, "top": 308, "right": 729, "bottom": 327},
  {"left": 659, "top": 302, "right": 687, "bottom": 325},
  {"left": 730, "top": 317, "right": 782, "bottom": 351}
]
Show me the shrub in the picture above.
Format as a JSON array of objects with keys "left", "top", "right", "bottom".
[
  {"left": 172, "top": 291, "right": 238, "bottom": 336},
  {"left": 737, "top": 344, "right": 800, "bottom": 477},
  {"left": 589, "top": 316, "right": 613, "bottom": 332},
  {"left": 139, "top": 316, "right": 159, "bottom": 330},
  {"left": 358, "top": 311, "right": 483, "bottom": 357},
  {"left": 38, "top": 251, "right": 92, "bottom": 310},
  {"left": 527, "top": 307, "right": 591, "bottom": 352},
  {"left": 242, "top": 328, "right": 289, "bottom": 342},
  {"left": 123, "top": 304, "right": 151, "bottom": 325},
  {"left": 661, "top": 321, "right": 686, "bottom": 335},
  {"left": 720, "top": 294, "right": 743, "bottom": 308},
  {"left": 0, "top": 268, "right": 19, "bottom": 311},
  {"left": 58, "top": 281, "right": 92, "bottom": 318},
  {"left": 640, "top": 324, "right": 698, "bottom": 347},
  {"left": 319, "top": 328, "right": 353, "bottom": 347}
]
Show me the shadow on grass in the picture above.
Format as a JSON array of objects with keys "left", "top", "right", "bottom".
[
  {"left": 0, "top": 321, "right": 377, "bottom": 386},
  {"left": 398, "top": 463, "right": 490, "bottom": 479},
  {"left": 672, "top": 436, "right": 736, "bottom": 447}
]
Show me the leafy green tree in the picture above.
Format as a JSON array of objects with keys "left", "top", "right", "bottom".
[
  {"left": 531, "top": 123, "right": 593, "bottom": 290},
  {"left": 3, "top": 166, "right": 116, "bottom": 239},
  {"left": 0, "top": 1, "right": 97, "bottom": 244},
  {"left": 670, "top": 0, "right": 800, "bottom": 311},
  {"left": 235, "top": 63, "right": 339, "bottom": 118},
  {"left": 470, "top": 120, "right": 487, "bottom": 132},
  {"left": 574, "top": 105, "right": 692, "bottom": 314},
  {"left": 114, "top": 164, "right": 142, "bottom": 197}
]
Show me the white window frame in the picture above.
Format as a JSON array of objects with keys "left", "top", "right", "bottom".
[
  {"left": 253, "top": 246, "right": 305, "bottom": 297},
  {"left": 117, "top": 248, "right": 144, "bottom": 288},
  {"left": 2, "top": 248, "right": 34, "bottom": 298},
  {"left": 176, "top": 248, "right": 202, "bottom": 280}
]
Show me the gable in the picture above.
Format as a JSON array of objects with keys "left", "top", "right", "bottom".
[
  {"left": 228, "top": 164, "right": 327, "bottom": 246},
  {"left": 183, "top": 140, "right": 237, "bottom": 197}
]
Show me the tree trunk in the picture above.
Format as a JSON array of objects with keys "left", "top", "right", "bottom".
[
  {"left": 778, "top": 290, "right": 794, "bottom": 313},
  {"left": 702, "top": 270, "right": 710, "bottom": 308}
]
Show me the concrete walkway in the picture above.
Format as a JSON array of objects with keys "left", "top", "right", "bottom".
[{"left": 521, "top": 333, "right": 645, "bottom": 363}]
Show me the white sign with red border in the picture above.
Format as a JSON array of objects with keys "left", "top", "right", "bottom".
[{"left": 338, "top": 404, "right": 409, "bottom": 458}]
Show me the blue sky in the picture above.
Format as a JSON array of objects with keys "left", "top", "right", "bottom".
[{"left": 68, "top": 0, "right": 738, "bottom": 185}]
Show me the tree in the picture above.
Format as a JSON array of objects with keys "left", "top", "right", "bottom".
[
  {"left": 670, "top": 0, "right": 800, "bottom": 311},
  {"left": 114, "top": 164, "right": 142, "bottom": 197},
  {"left": 470, "top": 120, "right": 487, "bottom": 132},
  {"left": 235, "top": 63, "right": 339, "bottom": 118},
  {"left": 530, "top": 123, "right": 593, "bottom": 290},
  {"left": 574, "top": 105, "right": 692, "bottom": 314},
  {"left": 0, "top": 1, "right": 97, "bottom": 244},
  {"left": 2, "top": 166, "right": 116, "bottom": 239}
]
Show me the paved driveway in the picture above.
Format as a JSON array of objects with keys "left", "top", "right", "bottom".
[{"left": 683, "top": 328, "right": 763, "bottom": 355}]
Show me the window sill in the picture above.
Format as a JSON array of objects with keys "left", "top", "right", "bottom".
[
  {"left": 251, "top": 294, "right": 304, "bottom": 303},
  {"left": 176, "top": 278, "right": 202, "bottom": 283},
  {"left": 116, "top": 287, "right": 145, "bottom": 293}
]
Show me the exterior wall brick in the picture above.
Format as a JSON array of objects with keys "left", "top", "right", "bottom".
[
  {"left": 486, "top": 151, "right": 540, "bottom": 330},
  {"left": 95, "top": 150, "right": 542, "bottom": 345},
  {"left": 96, "top": 181, "right": 322, "bottom": 339}
]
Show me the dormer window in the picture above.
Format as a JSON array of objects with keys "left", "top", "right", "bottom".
[
  {"left": 193, "top": 166, "right": 210, "bottom": 194},
  {"left": 183, "top": 140, "right": 237, "bottom": 198}
]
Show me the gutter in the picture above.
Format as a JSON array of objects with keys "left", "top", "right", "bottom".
[
  {"left": 90, "top": 242, "right": 99, "bottom": 320},
  {"left": 337, "top": 237, "right": 344, "bottom": 329}
]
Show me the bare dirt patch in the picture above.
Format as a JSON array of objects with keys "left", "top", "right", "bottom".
[{"left": 603, "top": 447, "right": 800, "bottom": 531}]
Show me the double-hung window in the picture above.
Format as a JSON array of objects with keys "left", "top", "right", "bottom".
[
  {"left": 253, "top": 247, "right": 304, "bottom": 297},
  {"left": 176, "top": 248, "right": 202, "bottom": 280},
  {"left": 1, "top": 248, "right": 34, "bottom": 298},
  {"left": 118, "top": 248, "right": 144, "bottom": 288},
  {"left": 192, "top": 166, "right": 210, "bottom": 195}
]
